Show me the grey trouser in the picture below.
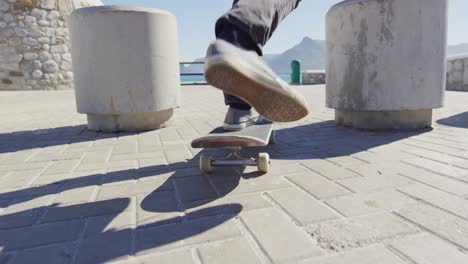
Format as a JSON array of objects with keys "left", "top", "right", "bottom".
[{"left": 216, "top": 0, "right": 302, "bottom": 107}]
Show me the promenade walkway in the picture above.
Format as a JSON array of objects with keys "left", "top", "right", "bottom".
[{"left": 1, "top": 85, "right": 468, "bottom": 263}]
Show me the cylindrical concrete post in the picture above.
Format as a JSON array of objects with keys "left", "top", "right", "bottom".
[
  {"left": 69, "top": 6, "right": 180, "bottom": 132},
  {"left": 326, "top": 0, "right": 448, "bottom": 130}
]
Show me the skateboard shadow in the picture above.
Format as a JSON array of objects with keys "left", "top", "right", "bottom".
[{"left": 437, "top": 111, "right": 468, "bottom": 129}]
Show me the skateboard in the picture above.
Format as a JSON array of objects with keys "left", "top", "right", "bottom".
[{"left": 191, "top": 120, "right": 276, "bottom": 173}]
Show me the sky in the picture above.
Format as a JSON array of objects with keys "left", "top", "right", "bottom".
[{"left": 103, "top": 0, "right": 468, "bottom": 61}]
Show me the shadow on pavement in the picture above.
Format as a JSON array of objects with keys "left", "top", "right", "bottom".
[
  {"left": 0, "top": 120, "right": 432, "bottom": 261},
  {"left": 437, "top": 111, "right": 468, "bottom": 129},
  {"left": 0, "top": 198, "right": 242, "bottom": 263},
  {"left": 0, "top": 125, "right": 138, "bottom": 154},
  {"left": 269, "top": 121, "right": 431, "bottom": 160}
]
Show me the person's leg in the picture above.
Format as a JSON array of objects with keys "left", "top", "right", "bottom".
[
  {"left": 217, "top": 0, "right": 302, "bottom": 55},
  {"left": 216, "top": 0, "right": 302, "bottom": 109},
  {"left": 205, "top": 0, "right": 308, "bottom": 124}
]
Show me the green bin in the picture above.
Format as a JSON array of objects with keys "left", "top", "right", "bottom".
[{"left": 291, "top": 60, "right": 301, "bottom": 84}]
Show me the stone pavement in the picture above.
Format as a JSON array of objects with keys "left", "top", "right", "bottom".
[{"left": 1, "top": 85, "right": 468, "bottom": 263}]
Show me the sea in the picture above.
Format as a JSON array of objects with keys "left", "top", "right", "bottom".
[{"left": 181, "top": 73, "right": 292, "bottom": 84}]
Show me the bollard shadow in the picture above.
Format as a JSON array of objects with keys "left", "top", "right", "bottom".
[
  {"left": 0, "top": 198, "right": 242, "bottom": 263},
  {"left": 267, "top": 121, "right": 431, "bottom": 160},
  {"left": 0, "top": 125, "right": 140, "bottom": 154},
  {"left": 437, "top": 111, "right": 468, "bottom": 129}
]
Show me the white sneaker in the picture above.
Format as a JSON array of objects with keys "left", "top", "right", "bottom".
[
  {"left": 204, "top": 39, "right": 309, "bottom": 123},
  {"left": 223, "top": 107, "right": 263, "bottom": 131}
]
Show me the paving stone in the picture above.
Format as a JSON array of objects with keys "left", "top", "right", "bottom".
[
  {"left": 75, "top": 160, "right": 137, "bottom": 172},
  {"left": 398, "top": 184, "right": 468, "bottom": 219},
  {"left": 413, "top": 136, "right": 468, "bottom": 151},
  {"left": 240, "top": 207, "right": 323, "bottom": 263},
  {"left": 301, "top": 159, "right": 359, "bottom": 180},
  {"left": 41, "top": 198, "right": 131, "bottom": 223},
  {"left": 111, "top": 142, "right": 138, "bottom": 155},
  {"left": 164, "top": 149, "right": 193, "bottom": 164},
  {"left": 307, "top": 213, "right": 418, "bottom": 252},
  {"left": 111, "top": 152, "right": 164, "bottom": 162},
  {"left": 136, "top": 193, "right": 182, "bottom": 227},
  {"left": 0, "top": 195, "right": 54, "bottom": 229},
  {"left": 184, "top": 193, "right": 271, "bottom": 219},
  {"left": 0, "top": 182, "right": 61, "bottom": 201},
  {"left": 404, "top": 148, "right": 468, "bottom": 164},
  {"left": 389, "top": 234, "right": 468, "bottom": 264},
  {"left": 403, "top": 157, "right": 468, "bottom": 182},
  {"left": 326, "top": 189, "right": 417, "bottom": 217},
  {"left": 52, "top": 186, "right": 95, "bottom": 205},
  {"left": 337, "top": 174, "right": 413, "bottom": 193},
  {"left": 97, "top": 180, "right": 173, "bottom": 200},
  {"left": 30, "top": 172, "right": 74, "bottom": 186},
  {"left": 216, "top": 174, "right": 291, "bottom": 197},
  {"left": 346, "top": 163, "right": 398, "bottom": 177},
  {"left": 325, "top": 155, "right": 369, "bottom": 168},
  {"left": 267, "top": 188, "right": 339, "bottom": 225},
  {"left": 137, "top": 157, "right": 170, "bottom": 173},
  {"left": 0, "top": 220, "right": 83, "bottom": 251},
  {"left": 41, "top": 160, "right": 80, "bottom": 175},
  {"left": 28, "top": 152, "right": 83, "bottom": 162},
  {"left": 404, "top": 139, "right": 464, "bottom": 155},
  {"left": 197, "top": 238, "right": 262, "bottom": 264},
  {"left": 136, "top": 216, "right": 241, "bottom": 256},
  {"left": 301, "top": 245, "right": 406, "bottom": 264},
  {"left": 286, "top": 172, "right": 351, "bottom": 200},
  {"left": 398, "top": 164, "right": 468, "bottom": 197},
  {"left": 0, "top": 150, "right": 39, "bottom": 164},
  {"left": 174, "top": 176, "right": 218, "bottom": 203},
  {"left": 0, "top": 169, "right": 41, "bottom": 189},
  {"left": 80, "top": 150, "right": 110, "bottom": 164},
  {"left": 0, "top": 161, "right": 50, "bottom": 173},
  {"left": 84, "top": 212, "right": 132, "bottom": 237},
  {"left": 397, "top": 203, "right": 468, "bottom": 251},
  {"left": 11, "top": 243, "right": 75, "bottom": 264},
  {"left": 126, "top": 250, "right": 194, "bottom": 264},
  {"left": 75, "top": 230, "right": 131, "bottom": 264}
]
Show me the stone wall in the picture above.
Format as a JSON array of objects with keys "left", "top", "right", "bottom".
[
  {"left": 0, "top": 0, "right": 102, "bottom": 90},
  {"left": 446, "top": 54, "right": 468, "bottom": 91}
]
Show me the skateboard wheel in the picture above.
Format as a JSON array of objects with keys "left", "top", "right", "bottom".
[
  {"left": 258, "top": 153, "right": 270, "bottom": 173},
  {"left": 269, "top": 130, "right": 277, "bottom": 144},
  {"left": 200, "top": 154, "right": 214, "bottom": 174}
]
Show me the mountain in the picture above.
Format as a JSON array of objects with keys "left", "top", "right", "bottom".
[
  {"left": 180, "top": 40, "right": 468, "bottom": 75},
  {"left": 180, "top": 37, "right": 325, "bottom": 75},
  {"left": 264, "top": 37, "right": 325, "bottom": 73},
  {"left": 448, "top": 43, "right": 468, "bottom": 56}
]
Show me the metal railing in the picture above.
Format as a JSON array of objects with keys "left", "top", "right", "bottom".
[{"left": 180, "top": 62, "right": 206, "bottom": 85}]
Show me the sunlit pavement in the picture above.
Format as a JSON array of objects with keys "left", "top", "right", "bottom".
[{"left": 1, "top": 85, "right": 468, "bottom": 263}]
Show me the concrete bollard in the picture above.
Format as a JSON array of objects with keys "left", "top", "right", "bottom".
[
  {"left": 302, "top": 71, "right": 326, "bottom": 85},
  {"left": 69, "top": 6, "right": 180, "bottom": 132},
  {"left": 326, "top": 0, "right": 448, "bottom": 130},
  {"left": 446, "top": 54, "right": 468, "bottom": 91}
]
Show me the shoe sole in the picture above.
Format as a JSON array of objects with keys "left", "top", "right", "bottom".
[{"left": 205, "top": 55, "right": 309, "bottom": 123}]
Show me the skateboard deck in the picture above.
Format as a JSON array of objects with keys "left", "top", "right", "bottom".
[
  {"left": 191, "top": 120, "right": 275, "bottom": 173},
  {"left": 191, "top": 120, "right": 274, "bottom": 149}
]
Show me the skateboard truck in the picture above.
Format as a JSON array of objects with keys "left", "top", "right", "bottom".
[
  {"left": 199, "top": 147, "right": 270, "bottom": 174},
  {"left": 192, "top": 121, "right": 276, "bottom": 174}
]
